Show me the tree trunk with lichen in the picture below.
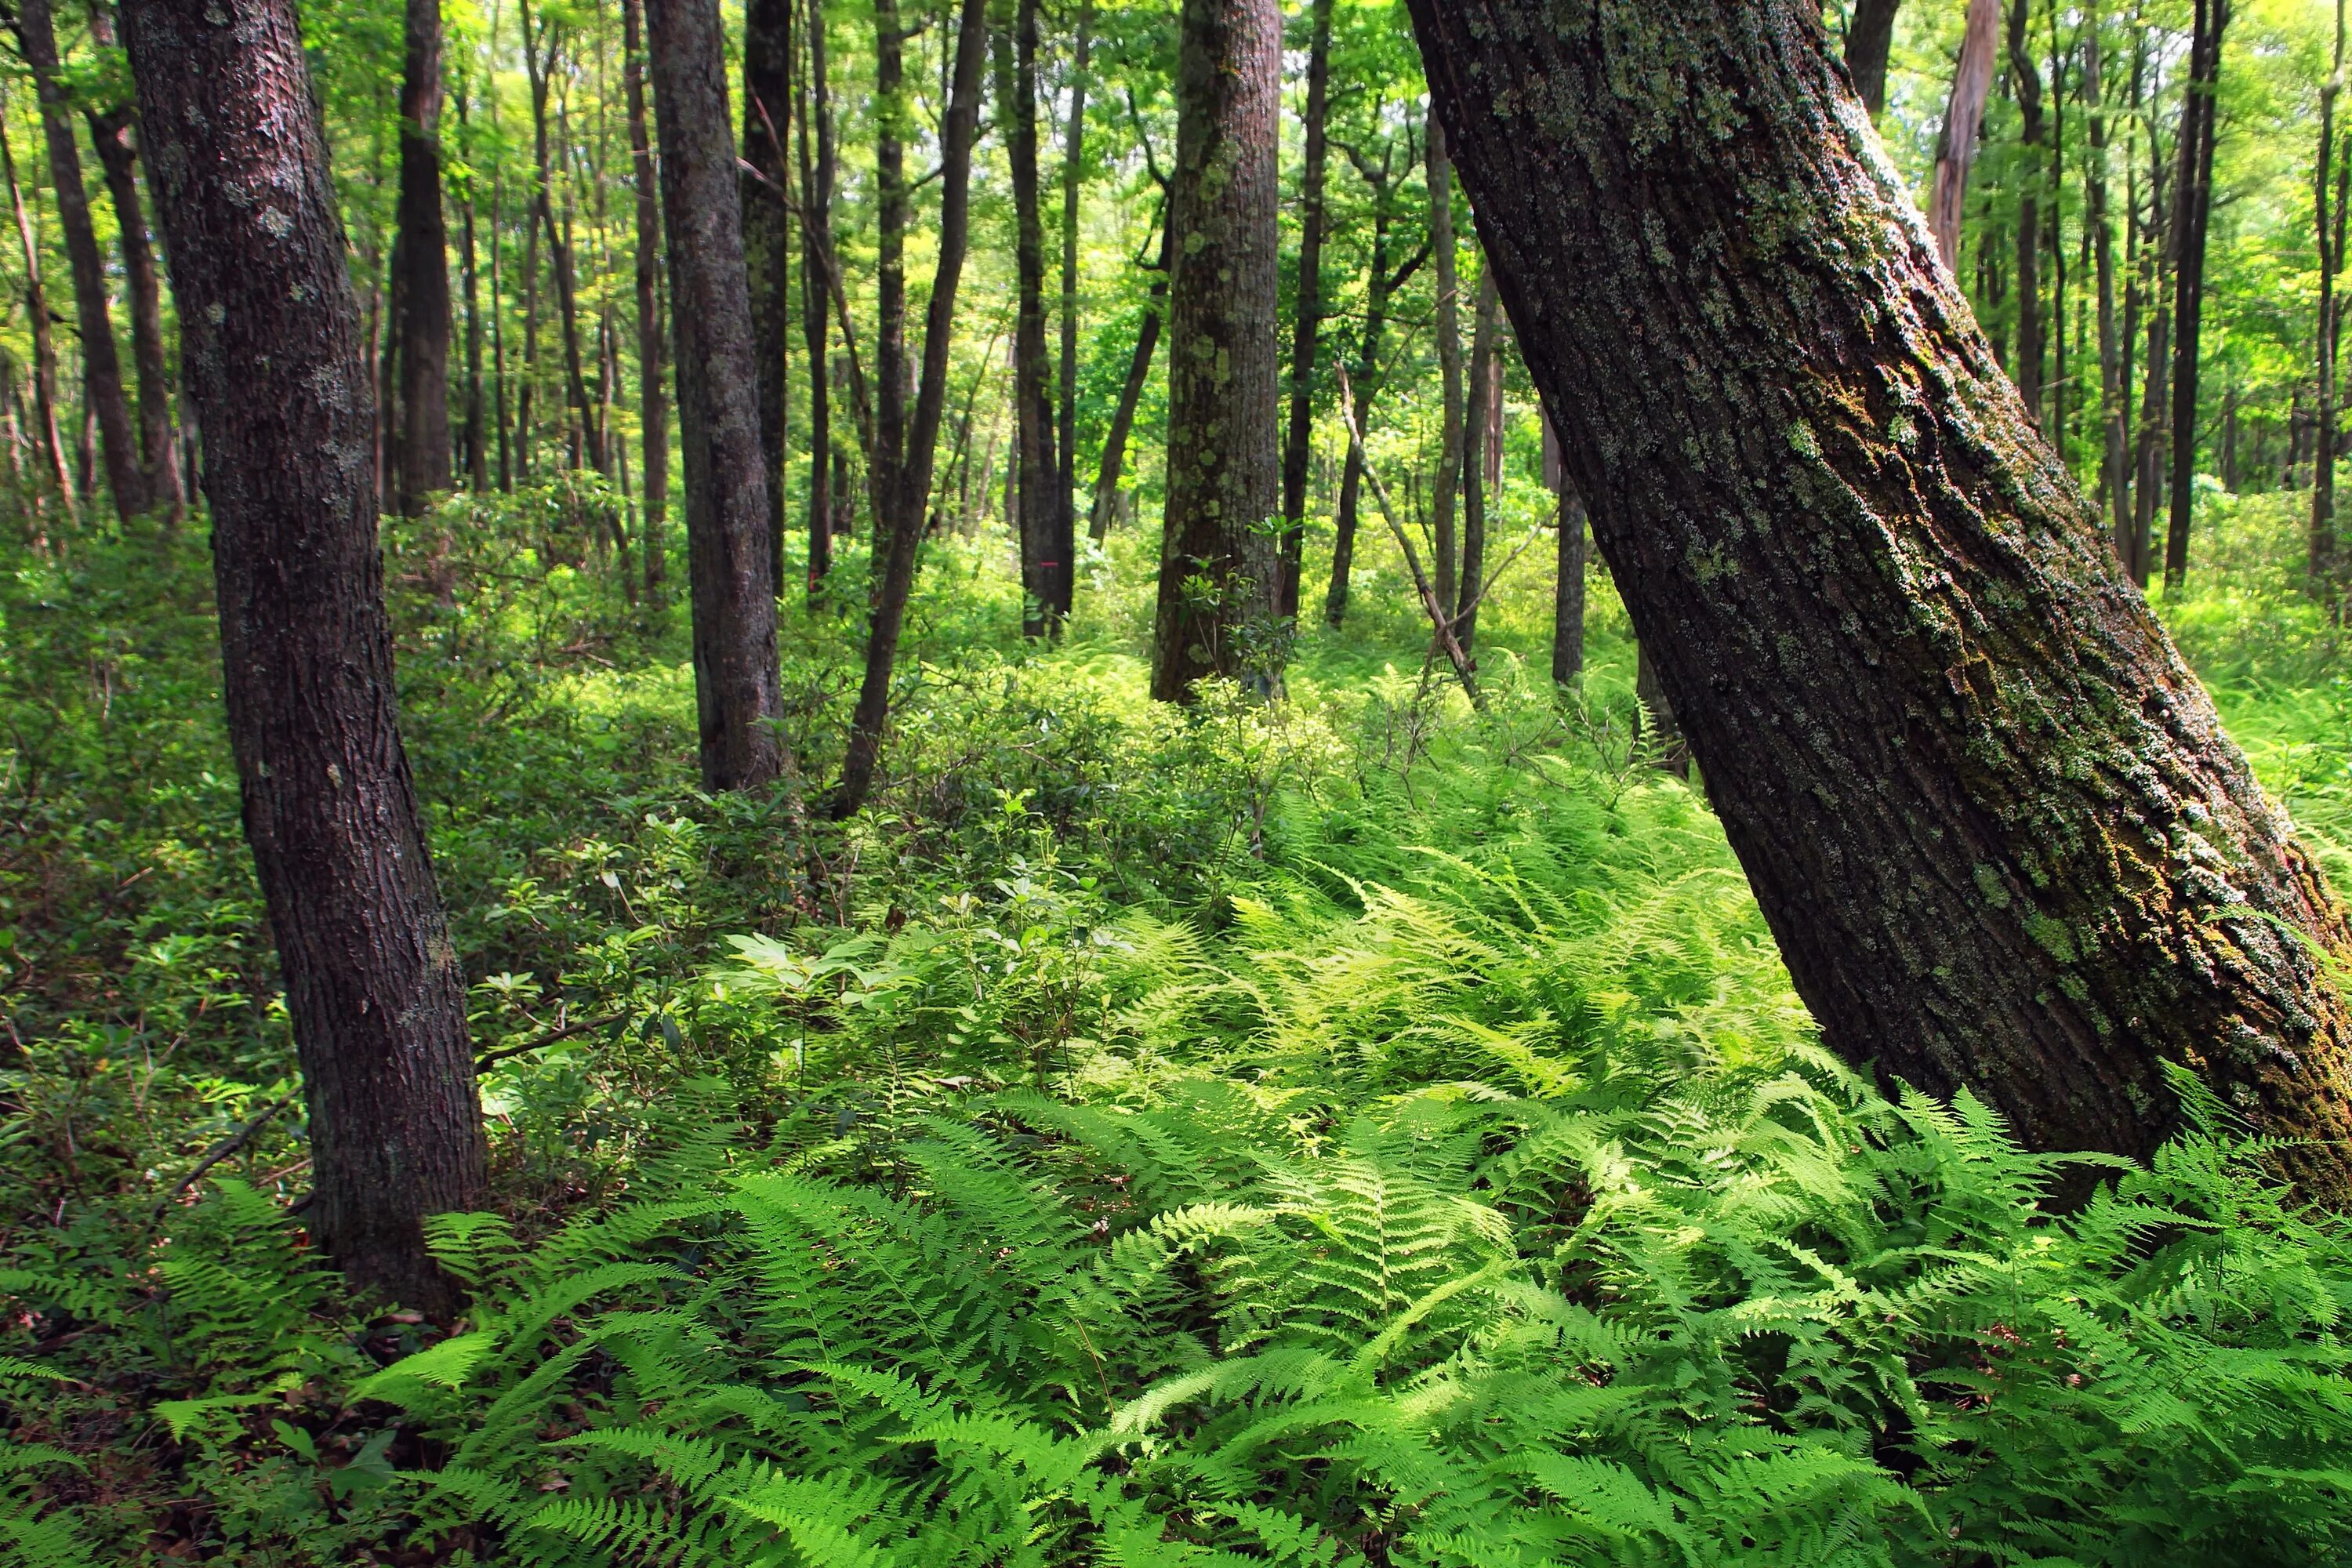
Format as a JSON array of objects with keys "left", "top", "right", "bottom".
[
  {"left": 1408, "top": 0, "right": 2352, "bottom": 1198},
  {"left": 120, "top": 0, "right": 485, "bottom": 1308},
  {"left": 1150, "top": 0, "right": 1281, "bottom": 702}
]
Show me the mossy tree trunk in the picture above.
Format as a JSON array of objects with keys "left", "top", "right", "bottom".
[
  {"left": 120, "top": 0, "right": 485, "bottom": 1308},
  {"left": 1408, "top": 0, "right": 2352, "bottom": 1198},
  {"left": 1149, "top": 0, "right": 1281, "bottom": 702}
]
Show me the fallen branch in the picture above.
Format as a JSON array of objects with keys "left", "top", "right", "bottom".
[
  {"left": 474, "top": 1011, "right": 630, "bottom": 1073},
  {"left": 1335, "top": 365, "right": 1484, "bottom": 710},
  {"left": 161, "top": 1089, "right": 299, "bottom": 1207}
]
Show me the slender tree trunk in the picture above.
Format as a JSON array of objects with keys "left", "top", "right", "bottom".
[
  {"left": 1546, "top": 416, "right": 1586, "bottom": 683},
  {"left": 1929, "top": 0, "right": 2002, "bottom": 273},
  {"left": 797, "top": 0, "right": 835, "bottom": 601},
  {"left": 2317, "top": 0, "right": 2344, "bottom": 592},
  {"left": 743, "top": 0, "right": 793, "bottom": 597},
  {"left": 2165, "top": 0, "right": 2228, "bottom": 591},
  {"left": 622, "top": 0, "right": 667, "bottom": 595},
  {"left": 1409, "top": 0, "right": 2352, "bottom": 1196},
  {"left": 1457, "top": 266, "right": 1499, "bottom": 652},
  {"left": 18, "top": 0, "right": 142, "bottom": 521},
  {"left": 2009, "top": 0, "right": 2044, "bottom": 425},
  {"left": 122, "top": 0, "right": 485, "bottom": 1309},
  {"left": 459, "top": 122, "right": 488, "bottom": 492},
  {"left": 833, "top": 0, "right": 988, "bottom": 815},
  {"left": 1150, "top": 0, "right": 1282, "bottom": 701},
  {"left": 872, "top": 0, "right": 907, "bottom": 534},
  {"left": 1277, "top": 0, "right": 1333, "bottom": 619},
  {"left": 390, "top": 0, "right": 454, "bottom": 514},
  {"left": 1089, "top": 215, "right": 1170, "bottom": 539},
  {"left": 998, "top": 0, "right": 1062, "bottom": 635},
  {"left": 1427, "top": 112, "right": 1465, "bottom": 615},
  {"left": 1057, "top": 0, "right": 1091, "bottom": 575},
  {"left": 646, "top": 0, "right": 786, "bottom": 790},
  {"left": 0, "top": 107, "right": 72, "bottom": 517},
  {"left": 1325, "top": 166, "right": 1424, "bottom": 629},
  {"left": 2087, "top": 10, "right": 2129, "bottom": 555},
  {"left": 1843, "top": 0, "right": 1902, "bottom": 120},
  {"left": 81, "top": 13, "right": 180, "bottom": 519}
]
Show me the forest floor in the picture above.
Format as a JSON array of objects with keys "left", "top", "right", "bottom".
[{"left": 2, "top": 488, "right": 2350, "bottom": 1564}]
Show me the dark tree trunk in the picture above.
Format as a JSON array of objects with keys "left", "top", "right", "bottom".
[
  {"left": 871, "top": 0, "right": 907, "bottom": 535},
  {"left": 2315, "top": 0, "right": 2343, "bottom": 590},
  {"left": 2165, "top": 0, "right": 2227, "bottom": 591},
  {"left": 832, "top": 0, "right": 988, "bottom": 815},
  {"left": 646, "top": 0, "right": 787, "bottom": 791},
  {"left": 81, "top": 12, "right": 181, "bottom": 518},
  {"left": 622, "top": 0, "right": 668, "bottom": 596},
  {"left": 19, "top": 0, "right": 143, "bottom": 521},
  {"left": 1427, "top": 112, "right": 1465, "bottom": 615},
  {"left": 1456, "top": 266, "right": 1498, "bottom": 651},
  {"left": 392, "top": 0, "right": 453, "bottom": 514},
  {"left": 1277, "top": 0, "right": 1333, "bottom": 619},
  {"left": 0, "top": 109, "right": 73, "bottom": 515},
  {"left": 1842, "top": 0, "right": 1901, "bottom": 120},
  {"left": 797, "top": 0, "right": 835, "bottom": 601},
  {"left": 1324, "top": 150, "right": 1423, "bottom": 630},
  {"left": 997, "top": 0, "right": 1062, "bottom": 635},
  {"left": 2007, "top": 0, "right": 2044, "bottom": 426},
  {"left": 2086, "top": 14, "right": 2129, "bottom": 554},
  {"left": 1088, "top": 216, "right": 1169, "bottom": 539},
  {"left": 742, "top": 0, "right": 793, "bottom": 596},
  {"left": 1408, "top": 0, "right": 2352, "bottom": 1197},
  {"left": 1057, "top": 0, "right": 1091, "bottom": 570},
  {"left": 460, "top": 147, "right": 488, "bottom": 491},
  {"left": 1150, "top": 0, "right": 1282, "bottom": 702},
  {"left": 120, "top": 0, "right": 485, "bottom": 1309},
  {"left": 1551, "top": 480, "right": 1585, "bottom": 683}
]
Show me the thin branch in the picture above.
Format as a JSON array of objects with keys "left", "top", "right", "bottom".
[
  {"left": 474, "top": 1010, "right": 630, "bottom": 1073},
  {"left": 1336, "top": 364, "right": 1483, "bottom": 709},
  {"left": 159, "top": 1089, "right": 299, "bottom": 1207}
]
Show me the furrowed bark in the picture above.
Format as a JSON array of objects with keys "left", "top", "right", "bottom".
[
  {"left": 1408, "top": 0, "right": 2352, "bottom": 1197},
  {"left": 120, "top": 0, "right": 485, "bottom": 1308},
  {"left": 647, "top": 0, "right": 786, "bottom": 791},
  {"left": 1150, "top": 0, "right": 1282, "bottom": 702}
]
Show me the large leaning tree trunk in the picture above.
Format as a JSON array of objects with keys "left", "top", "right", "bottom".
[
  {"left": 119, "top": 0, "right": 485, "bottom": 1308},
  {"left": 1406, "top": 0, "right": 2352, "bottom": 1198},
  {"left": 1149, "top": 0, "right": 1282, "bottom": 702},
  {"left": 648, "top": 0, "right": 787, "bottom": 791}
]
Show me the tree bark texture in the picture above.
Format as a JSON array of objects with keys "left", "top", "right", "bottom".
[
  {"left": 2165, "top": 0, "right": 2227, "bottom": 592},
  {"left": 119, "top": 0, "right": 485, "bottom": 1307},
  {"left": 622, "top": 0, "right": 668, "bottom": 596},
  {"left": 646, "top": 0, "right": 786, "bottom": 791},
  {"left": 742, "top": 0, "right": 793, "bottom": 595},
  {"left": 1150, "top": 0, "right": 1282, "bottom": 702},
  {"left": 997, "top": 0, "right": 1063, "bottom": 635},
  {"left": 1277, "top": 0, "right": 1333, "bottom": 619},
  {"left": 393, "top": 0, "right": 453, "bottom": 514},
  {"left": 833, "top": 0, "right": 988, "bottom": 815},
  {"left": 81, "top": 12, "right": 183, "bottom": 518},
  {"left": 1407, "top": 0, "right": 2352, "bottom": 1197},
  {"left": 1842, "top": 0, "right": 1900, "bottom": 120},
  {"left": 19, "top": 0, "right": 143, "bottom": 520},
  {"left": 1928, "top": 0, "right": 2001, "bottom": 274}
]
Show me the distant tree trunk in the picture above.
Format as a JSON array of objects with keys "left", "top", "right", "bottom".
[
  {"left": 1150, "top": 0, "right": 1282, "bottom": 702},
  {"left": 1548, "top": 432, "right": 1585, "bottom": 684},
  {"left": 0, "top": 107, "right": 72, "bottom": 516},
  {"left": 18, "top": 0, "right": 142, "bottom": 521},
  {"left": 2086, "top": 11, "right": 2130, "bottom": 554},
  {"left": 997, "top": 0, "right": 1062, "bottom": 635},
  {"left": 1427, "top": 112, "right": 1465, "bottom": 615},
  {"left": 1456, "top": 267, "right": 1499, "bottom": 651},
  {"left": 833, "top": 0, "right": 989, "bottom": 815},
  {"left": 391, "top": 0, "right": 453, "bottom": 514},
  {"left": 81, "top": 11, "right": 180, "bottom": 518},
  {"left": 1324, "top": 151, "right": 1424, "bottom": 629},
  {"left": 1057, "top": 0, "right": 1091, "bottom": 569},
  {"left": 743, "top": 0, "right": 793, "bottom": 596},
  {"left": 521, "top": 12, "right": 603, "bottom": 477},
  {"left": 1928, "top": 0, "right": 2002, "bottom": 273},
  {"left": 1410, "top": 0, "right": 2352, "bottom": 1198},
  {"left": 2007, "top": 0, "right": 2044, "bottom": 425},
  {"left": 2165, "top": 0, "right": 2227, "bottom": 592},
  {"left": 459, "top": 129, "right": 488, "bottom": 492},
  {"left": 2315, "top": 0, "right": 2344, "bottom": 592},
  {"left": 121, "top": 0, "right": 485, "bottom": 1309},
  {"left": 646, "top": 0, "right": 787, "bottom": 791},
  {"left": 798, "top": 0, "right": 836, "bottom": 601},
  {"left": 1843, "top": 0, "right": 1901, "bottom": 120},
  {"left": 2129, "top": 83, "right": 2170, "bottom": 587},
  {"left": 1277, "top": 0, "right": 1333, "bottom": 619},
  {"left": 1089, "top": 216, "right": 1170, "bottom": 539},
  {"left": 622, "top": 0, "right": 668, "bottom": 596},
  {"left": 871, "top": 0, "right": 908, "bottom": 535}
]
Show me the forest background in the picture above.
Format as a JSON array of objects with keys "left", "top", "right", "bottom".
[{"left": 6, "top": 0, "right": 2352, "bottom": 1564}]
